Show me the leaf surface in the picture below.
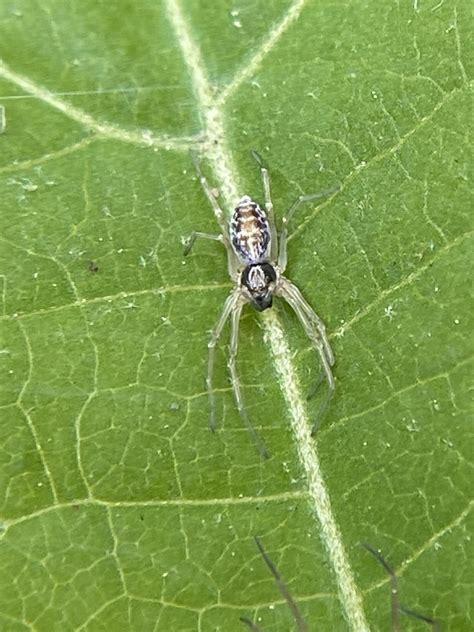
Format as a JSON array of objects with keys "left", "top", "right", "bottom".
[{"left": 0, "top": 1, "right": 472, "bottom": 631}]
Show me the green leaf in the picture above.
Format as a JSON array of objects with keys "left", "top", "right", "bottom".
[{"left": 0, "top": 1, "right": 471, "bottom": 631}]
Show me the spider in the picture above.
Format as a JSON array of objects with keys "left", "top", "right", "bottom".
[{"left": 184, "top": 151, "right": 337, "bottom": 458}]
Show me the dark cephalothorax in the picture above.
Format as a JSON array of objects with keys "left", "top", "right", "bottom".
[{"left": 241, "top": 262, "right": 277, "bottom": 311}]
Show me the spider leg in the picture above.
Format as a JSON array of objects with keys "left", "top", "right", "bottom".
[
  {"left": 306, "top": 368, "right": 325, "bottom": 400},
  {"left": 289, "top": 281, "right": 334, "bottom": 405},
  {"left": 207, "top": 290, "right": 240, "bottom": 432},
  {"left": 190, "top": 151, "right": 228, "bottom": 235},
  {"left": 190, "top": 151, "right": 240, "bottom": 279},
  {"left": 399, "top": 606, "right": 440, "bottom": 632},
  {"left": 277, "top": 277, "right": 335, "bottom": 434},
  {"left": 278, "top": 185, "right": 340, "bottom": 273},
  {"left": 182, "top": 231, "right": 225, "bottom": 256},
  {"left": 228, "top": 301, "right": 270, "bottom": 459},
  {"left": 251, "top": 150, "right": 278, "bottom": 260},
  {"left": 279, "top": 277, "right": 334, "bottom": 367}
]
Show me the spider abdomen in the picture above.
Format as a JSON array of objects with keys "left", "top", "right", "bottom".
[{"left": 230, "top": 195, "right": 270, "bottom": 265}]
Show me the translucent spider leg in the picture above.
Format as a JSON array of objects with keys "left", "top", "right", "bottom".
[
  {"left": 239, "top": 617, "right": 260, "bottom": 632},
  {"left": 182, "top": 229, "right": 239, "bottom": 282},
  {"left": 277, "top": 277, "right": 335, "bottom": 434},
  {"left": 183, "top": 231, "right": 225, "bottom": 256},
  {"left": 189, "top": 151, "right": 239, "bottom": 279},
  {"left": 280, "top": 277, "right": 334, "bottom": 368},
  {"left": 361, "top": 543, "right": 440, "bottom": 632},
  {"left": 278, "top": 185, "right": 340, "bottom": 273},
  {"left": 240, "top": 536, "right": 307, "bottom": 632},
  {"left": 207, "top": 290, "right": 240, "bottom": 432},
  {"left": 190, "top": 151, "right": 228, "bottom": 236},
  {"left": 228, "top": 302, "right": 270, "bottom": 459},
  {"left": 251, "top": 150, "right": 278, "bottom": 260}
]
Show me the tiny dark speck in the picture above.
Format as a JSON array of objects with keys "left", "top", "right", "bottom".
[{"left": 88, "top": 261, "right": 99, "bottom": 273}]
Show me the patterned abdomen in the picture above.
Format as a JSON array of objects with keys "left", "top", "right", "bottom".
[{"left": 230, "top": 195, "right": 270, "bottom": 265}]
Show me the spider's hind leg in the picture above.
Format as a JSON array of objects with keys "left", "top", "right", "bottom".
[
  {"left": 207, "top": 291, "right": 269, "bottom": 458},
  {"left": 251, "top": 150, "right": 278, "bottom": 261},
  {"left": 278, "top": 185, "right": 340, "bottom": 273},
  {"left": 310, "top": 345, "right": 335, "bottom": 436}
]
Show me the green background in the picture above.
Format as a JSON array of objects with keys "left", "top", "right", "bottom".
[{"left": 0, "top": 1, "right": 472, "bottom": 630}]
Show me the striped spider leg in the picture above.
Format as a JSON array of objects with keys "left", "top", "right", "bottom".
[
  {"left": 361, "top": 543, "right": 440, "bottom": 631},
  {"left": 183, "top": 151, "right": 338, "bottom": 457},
  {"left": 240, "top": 536, "right": 307, "bottom": 632}
]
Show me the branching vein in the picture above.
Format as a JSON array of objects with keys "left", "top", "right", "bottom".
[
  {"left": 165, "top": 1, "right": 369, "bottom": 629},
  {"left": 0, "top": 58, "right": 196, "bottom": 152}
]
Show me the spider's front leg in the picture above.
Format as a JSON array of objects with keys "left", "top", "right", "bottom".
[
  {"left": 182, "top": 230, "right": 240, "bottom": 281},
  {"left": 182, "top": 231, "right": 224, "bottom": 256},
  {"left": 240, "top": 537, "right": 307, "bottom": 632},
  {"left": 228, "top": 301, "right": 269, "bottom": 459},
  {"left": 277, "top": 277, "right": 335, "bottom": 434},
  {"left": 186, "top": 152, "right": 240, "bottom": 279},
  {"left": 190, "top": 150, "right": 229, "bottom": 236},
  {"left": 206, "top": 290, "right": 240, "bottom": 432}
]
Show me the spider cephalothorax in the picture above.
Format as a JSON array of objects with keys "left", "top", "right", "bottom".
[
  {"left": 183, "top": 150, "right": 338, "bottom": 457},
  {"left": 241, "top": 262, "right": 277, "bottom": 311}
]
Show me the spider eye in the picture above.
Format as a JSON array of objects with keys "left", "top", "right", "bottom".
[{"left": 253, "top": 295, "right": 273, "bottom": 311}]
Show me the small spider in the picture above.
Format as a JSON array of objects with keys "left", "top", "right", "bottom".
[{"left": 184, "top": 151, "right": 337, "bottom": 457}]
